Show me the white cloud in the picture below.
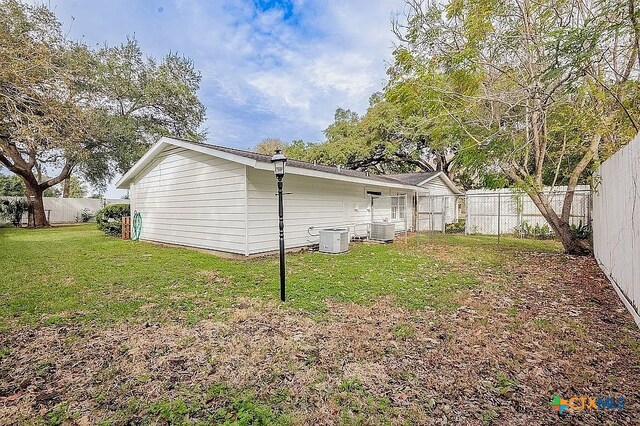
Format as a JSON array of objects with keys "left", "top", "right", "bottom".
[
  {"left": 30, "top": 0, "right": 407, "bottom": 197},
  {"left": 248, "top": 73, "right": 311, "bottom": 110},
  {"left": 167, "top": 0, "right": 403, "bottom": 139}
]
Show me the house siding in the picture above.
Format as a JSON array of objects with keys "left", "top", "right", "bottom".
[
  {"left": 130, "top": 146, "right": 247, "bottom": 254},
  {"left": 246, "top": 168, "right": 413, "bottom": 254},
  {"left": 420, "top": 178, "right": 453, "bottom": 195}
]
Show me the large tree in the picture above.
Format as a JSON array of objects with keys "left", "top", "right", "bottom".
[
  {"left": 287, "top": 95, "right": 465, "bottom": 178},
  {"left": 254, "top": 138, "right": 287, "bottom": 155},
  {"left": 306, "top": 102, "right": 447, "bottom": 174},
  {"left": 391, "top": 0, "right": 640, "bottom": 254},
  {"left": 62, "top": 176, "right": 87, "bottom": 198},
  {"left": 0, "top": 0, "right": 205, "bottom": 227}
]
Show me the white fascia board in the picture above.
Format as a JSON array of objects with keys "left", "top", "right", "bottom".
[
  {"left": 116, "top": 139, "right": 168, "bottom": 189},
  {"left": 416, "top": 171, "right": 463, "bottom": 194},
  {"left": 252, "top": 161, "right": 419, "bottom": 191},
  {"left": 167, "top": 137, "right": 257, "bottom": 167}
]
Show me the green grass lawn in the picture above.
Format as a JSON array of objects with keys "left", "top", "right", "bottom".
[
  {"left": 4, "top": 225, "right": 640, "bottom": 425},
  {"left": 0, "top": 225, "right": 560, "bottom": 330}
]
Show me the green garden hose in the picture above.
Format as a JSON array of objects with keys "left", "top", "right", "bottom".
[{"left": 132, "top": 211, "right": 142, "bottom": 240}]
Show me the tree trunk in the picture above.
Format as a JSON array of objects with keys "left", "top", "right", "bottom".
[
  {"left": 24, "top": 180, "right": 50, "bottom": 228},
  {"left": 526, "top": 190, "right": 592, "bottom": 255},
  {"left": 63, "top": 178, "right": 70, "bottom": 198},
  {"left": 554, "top": 222, "right": 592, "bottom": 255}
]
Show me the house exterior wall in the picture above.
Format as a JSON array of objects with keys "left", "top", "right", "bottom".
[
  {"left": 130, "top": 145, "right": 247, "bottom": 254},
  {"left": 420, "top": 178, "right": 454, "bottom": 196},
  {"left": 246, "top": 167, "right": 413, "bottom": 254}
]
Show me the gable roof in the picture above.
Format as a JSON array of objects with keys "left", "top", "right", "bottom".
[
  {"left": 180, "top": 138, "right": 403, "bottom": 184},
  {"left": 388, "top": 171, "right": 463, "bottom": 194},
  {"left": 116, "top": 137, "right": 463, "bottom": 194},
  {"left": 388, "top": 172, "right": 439, "bottom": 186}
]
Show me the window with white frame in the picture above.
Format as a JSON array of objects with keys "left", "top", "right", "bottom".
[{"left": 391, "top": 195, "right": 405, "bottom": 220}]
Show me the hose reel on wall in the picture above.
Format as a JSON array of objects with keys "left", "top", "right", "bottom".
[{"left": 132, "top": 210, "right": 142, "bottom": 240}]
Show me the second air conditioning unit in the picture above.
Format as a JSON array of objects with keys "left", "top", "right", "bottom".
[{"left": 370, "top": 222, "right": 395, "bottom": 242}]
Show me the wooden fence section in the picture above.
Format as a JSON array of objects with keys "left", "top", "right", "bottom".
[{"left": 593, "top": 133, "right": 640, "bottom": 327}]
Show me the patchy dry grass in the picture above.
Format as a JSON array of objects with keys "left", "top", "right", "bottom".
[{"left": 0, "top": 226, "right": 639, "bottom": 424}]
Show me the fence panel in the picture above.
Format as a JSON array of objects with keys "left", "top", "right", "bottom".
[
  {"left": 593, "top": 134, "right": 640, "bottom": 326},
  {"left": 465, "top": 186, "right": 591, "bottom": 236},
  {"left": 416, "top": 195, "right": 460, "bottom": 232},
  {"left": 0, "top": 197, "right": 129, "bottom": 225}
]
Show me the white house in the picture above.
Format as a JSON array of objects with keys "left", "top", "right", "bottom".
[{"left": 116, "top": 137, "right": 462, "bottom": 256}]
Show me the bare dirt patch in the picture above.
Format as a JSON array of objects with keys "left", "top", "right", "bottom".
[{"left": 1, "top": 254, "right": 639, "bottom": 425}]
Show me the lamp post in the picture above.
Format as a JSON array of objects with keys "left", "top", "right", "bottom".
[{"left": 271, "top": 149, "right": 287, "bottom": 301}]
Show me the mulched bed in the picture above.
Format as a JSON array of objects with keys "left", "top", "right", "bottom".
[{"left": 1, "top": 252, "right": 639, "bottom": 425}]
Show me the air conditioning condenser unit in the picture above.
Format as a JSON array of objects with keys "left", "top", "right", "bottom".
[
  {"left": 318, "top": 228, "right": 349, "bottom": 254},
  {"left": 370, "top": 222, "right": 395, "bottom": 242}
]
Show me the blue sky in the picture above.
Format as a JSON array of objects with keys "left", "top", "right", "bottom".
[{"left": 32, "top": 0, "right": 405, "bottom": 196}]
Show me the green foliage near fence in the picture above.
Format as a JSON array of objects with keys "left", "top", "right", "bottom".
[
  {"left": 96, "top": 203, "right": 130, "bottom": 237},
  {"left": 0, "top": 198, "right": 27, "bottom": 227}
]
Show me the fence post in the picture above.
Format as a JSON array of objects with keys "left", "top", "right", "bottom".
[
  {"left": 587, "top": 190, "right": 592, "bottom": 229},
  {"left": 430, "top": 197, "right": 434, "bottom": 235},
  {"left": 404, "top": 193, "right": 408, "bottom": 243},
  {"left": 517, "top": 193, "right": 522, "bottom": 238},
  {"left": 465, "top": 193, "right": 469, "bottom": 234},
  {"left": 442, "top": 196, "right": 446, "bottom": 234},
  {"left": 497, "top": 192, "right": 501, "bottom": 244}
]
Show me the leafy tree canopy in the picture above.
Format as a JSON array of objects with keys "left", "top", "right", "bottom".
[
  {"left": 386, "top": 0, "right": 640, "bottom": 253},
  {"left": 0, "top": 174, "right": 23, "bottom": 196},
  {"left": 0, "top": 0, "right": 205, "bottom": 226}
]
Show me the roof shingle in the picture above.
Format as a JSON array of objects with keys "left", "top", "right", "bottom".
[
  {"left": 175, "top": 138, "right": 431, "bottom": 186},
  {"left": 386, "top": 172, "right": 439, "bottom": 186}
]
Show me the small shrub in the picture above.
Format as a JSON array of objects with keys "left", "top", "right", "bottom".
[
  {"left": 445, "top": 219, "right": 465, "bottom": 234},
  {"left": 570, "top": 220, "right": 591, "bottom": 240},
  {"left": 0, "top": 347, "right": 10, "bottom": 360},
  {"left": 76, "top": 208, "right": 95, "bottom": 223},
  {"left": 148, "top": 398, "right": 196, "bottom": 424},
  {"left": 0, "top": 198, "right": 28, "bottom": 227},
  {"left": 514, "top": 221, "right": 554, "bottom": 239},
  {"left": 96, "top": 203, "right": 130, "bottom": 237},
  {"left": 44, "top": 402, "right": 77, "bottom": 425}
]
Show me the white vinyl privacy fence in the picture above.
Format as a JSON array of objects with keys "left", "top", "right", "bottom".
[
  {"left": 465, "top": 186, "right": 591, "bottom": 236},
  {"left": 0, "top": 197, "right": 129, "bottom": 225},
  {"left": 593, "top": 134, "right": 640, "bottom": 326}
]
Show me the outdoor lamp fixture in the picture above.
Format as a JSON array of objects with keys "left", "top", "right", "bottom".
[{"left": 271, "top": 149, "right": 287, "bottom": 301}]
